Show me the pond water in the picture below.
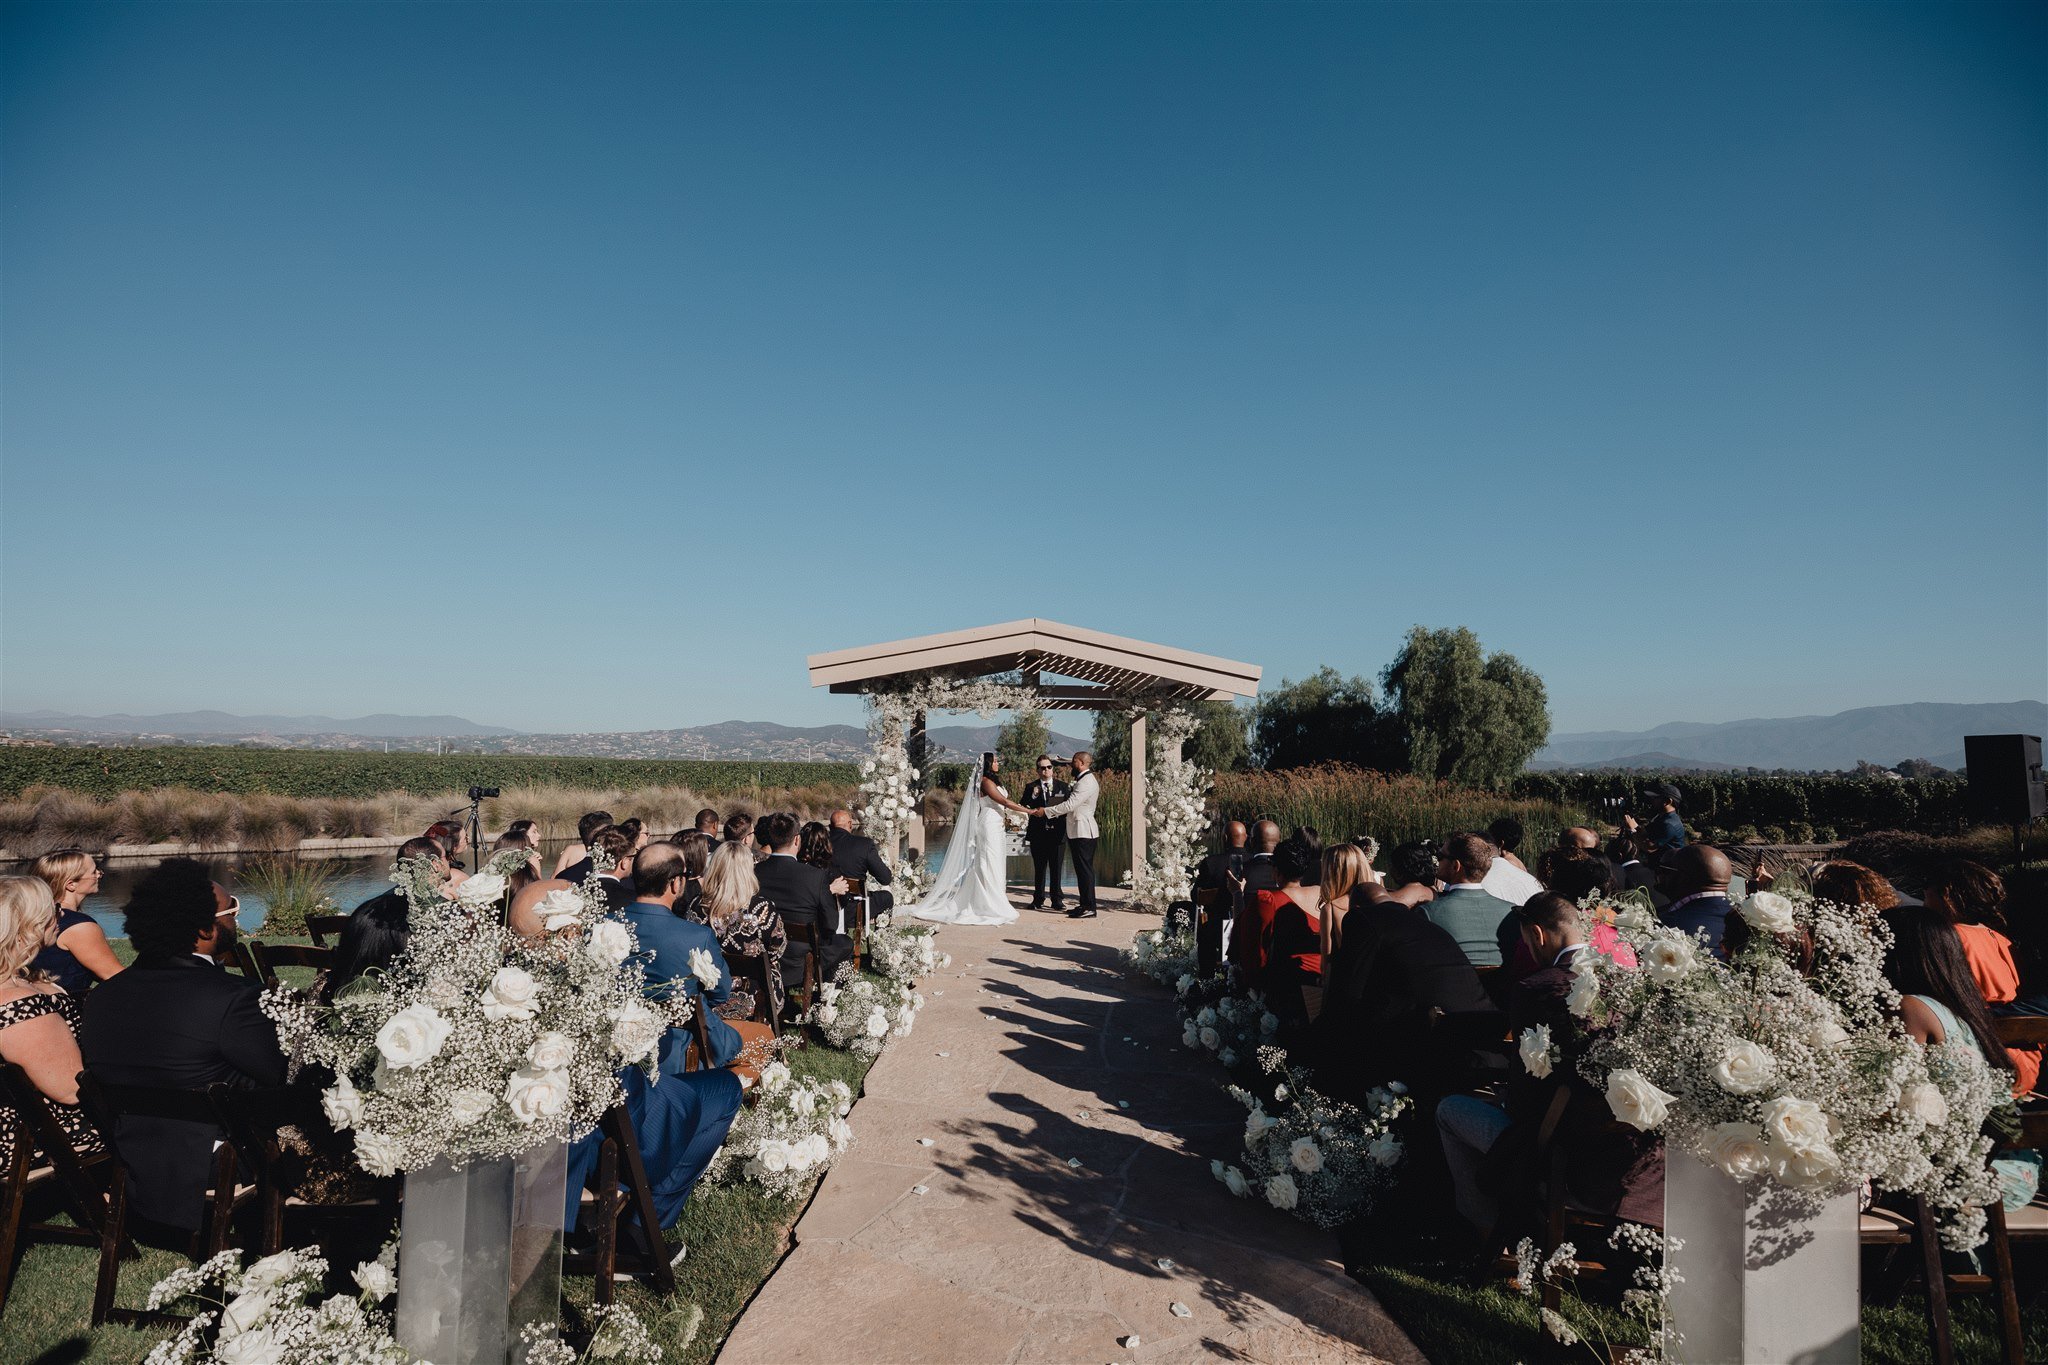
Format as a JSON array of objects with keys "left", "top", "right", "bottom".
[{"left": 54, "top": 829, "right": 1135, "bottom": 937}]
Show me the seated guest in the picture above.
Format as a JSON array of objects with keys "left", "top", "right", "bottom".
[
  {"left": 1315, "top": 842, "right": 1375, "bottom": 962},
  {"left": 1659, "top": 845, "right": 1734, "bottom": 950},
  {"left": 828, "top": 807, "right": 895, "bottom": 924},
  {"left": 798, "top": 822, "right": 836, "bottom": 876},
  {"left": 491, "top": 831, "right": 544, "bottom": 896},
  {"left": 1898, "top": 878, "right": 2039, "bottom": 1098},
  {"left": 29, "top": 848, "right": 123, "bottom": 993},
  {"left": 675, "top": 832, "right": 712, "bottom": 919},
  {"left": 1350, "top": 840, "right": 1439, "bottom": 912},
  {"left": 0, "top": 876, "right": 104, "bottom": 1171},
  {"left": 351, "top": 837, "right": 450, "bottom": 919},
  {"left": 617, "top": 842, "right": 770, "bottom": 1078},
  {"left": 722, "top": 812, "right": 756, "bottom": 863},
  {"left": 1261, "top": 838, "right": 1334, "bottom": 1024},
  {"left": 755, "top": 813, "right": 853, "bottom": 997},
  {"left": 79, "top": 858, "right": 287, "bottom": 1234},
  {"left": 617, "top": 818, "right": 648, "bottom": 855},
  {"left": 1193, "top": 821, "right": 1250, "bottom": 972},
  {"left": 1436, "top": 892, "right": 1663, "bottom": 1236},
  {"left": 693, "top": 808, "right": 723, "bottom": 851},
  {"left": 321, "top": 892, "right": 412, "bottom": 1001},
  {"left": 1194, "top": 821, "right": 1250, "bottom": 895},
  {"left": 554, "top": 810, "right": 616, "bottom": 881},
  {"left": 1496, "top": 848, "right": 1624, "bottom": 984},
  {"left": 1241, "top": 821, "right": 1283, "bottom": 895},
  {"left": 688, "top": 843, "right": 788, "bottom": 1026},
  {"left": 1558, "top": 826, "right": 1600, "bottom": 853},
  {"left": 423, "top": 820, "right": 469, "bottom": 871},
  {"left": 1481, "top": 820, "right": 1544, "bottom": 906},
  {"left": 592, "top": 826, "right": 637, "bottom": 912},
  {"left": 1810, "top": 859, "right": 1899, "bottom": 911},
  {"left": 1304, "top": 868, "right": 1498, "bottom": 1104},
  {"left": 1606, "top": 835, "right": 1656, "bottom": 897},
  {"left": 1426, "top": 832, "right": 1511, "bottom": 967},
  {"left": 1232, "top": 832, "right": 1319, "bottom": 984}
]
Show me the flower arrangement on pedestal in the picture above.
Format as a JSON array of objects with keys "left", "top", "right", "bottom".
[
  {"left": 805, "top": 969, "right": 927, "bottom": 1057},
  {"left": 1121, "top": 923, "right": 1196, "bottom": 988},
  {"left": 1123, "top": 706, "right": 1211, "bottom": 912},
  {"left": 264, "top": 862, "right": 670, "bottom": 1175},
  {"left": 864, "top": 913, "right": 950, "bottom": 983},
  {"left": 1556, "top": 890, "right": 2006, "bottom": 1248},
  {"left": 1212, "top": 1052, "right": 1411, "bottom": 1227},
  {"left": 704, "top": 1061, "right": 856, "bottom": 1198}
]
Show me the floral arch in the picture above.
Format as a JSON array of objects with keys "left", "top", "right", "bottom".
[{"left": 805, "top": 619, "right": 1262, "bottom": 910}]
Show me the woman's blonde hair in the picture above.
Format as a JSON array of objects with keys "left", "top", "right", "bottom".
[
  {"left": 0, "top": 875, "right": 57, "bottom": 981},
  {"left": 1318, "top": 843, "right": 1371, "bottom": 959},
  {"left": 701, "top": 841, "right": 760, "bottom": 933},
  {"left": 29, "top": 848, "right": 94, "bottom": 907}
]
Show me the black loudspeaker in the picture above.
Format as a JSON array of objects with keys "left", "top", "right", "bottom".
[{"left": 1962, "top": 734, "right": 2046, "bottom": 825}]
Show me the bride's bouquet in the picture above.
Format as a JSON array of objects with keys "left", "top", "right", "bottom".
[
  {"left": 264, "top": 861, "right": 673, "bottom": 1174},
  {"left": 1554, "top": 890, "right": 2005, "bottom": 1247}
]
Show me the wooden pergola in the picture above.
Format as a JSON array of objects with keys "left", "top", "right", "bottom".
[{"left": 807, "top": 618, "right": 1261, "bottom": 867}]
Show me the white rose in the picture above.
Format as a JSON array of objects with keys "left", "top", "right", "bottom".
[
  {"left": 1771, "top": 1141, "right": 1845, "bottom": 1190},
  {"left": 1518, "top": 1025, "right": 1553, "bottom": 1079},
  {"left": 536, "top": 888, "right": 586, "bottom": 934},
  {"left": 1218, "top": 1048, "right": 1238, "bottom": 1068},
  {"left": 1244, "top": 1109, "right": 1276, "bottom": 1144},
  {"left": 1810, "top": 1010, "right": 1851, "bottom": 1049},
  {"left": 1739, "top": 890, "right": 1797, "bottom": 935},
  {"left": 687, "top": 946, "right": 723, "bottom": 992},
  {"left": 504, "top": 1066, "right": 573, "bottom": 1125},
  {"left": 1222, "top": 1165, "right": 1249, "bottom": 1197},
  {"left": 1898, "top": 1081, "right": 1949, "bottom": 1127},
  {"left": 1198, "top": 1026, "right": 1221, "bottom": 1050},
  {"left": 1196, "top": 1007, "right": 1217, "bottom": 1028},
  {"left": 1759, "top": 1094, "right": 1831, "bottom": 1155},
  {"left": 584, "top": 920, "right": 634, "bottom": 969},
  {"left": 1176, "top": 974, "right": 1195, "bottom": 996},
  {"left": 1641, "top": 936, "right": 1696, "bottom": 983},
  {"left": 239, "top": 1251, "right": 303, "bottom": 1292},
  {"left": 353, "top": 1257, "right": 396, "bottom": 1302},
  {"left": 865, "top": 1008, "right": 891, "bottom": 1038},
  {"left": 527, "top": 1031, "right": 576, "bottom": 1071},
  {"left": 480, "top": 966, "right": 540, "bottom": 1022},
  {"left": 759, "top": 1061, "right": 792, "bottom": 1094},
  {"left": 608, "top": 1001, "right": 663, "bottom": 1064},
  {"left": 321, "top": 1075, "right": 364, "bottom": 1131},
  {"left": 1565, "top": 960, "right": 1600, "bottom": 1018},
  {"left": 353, "top": 1130, "right": 403, "bottom": 1176},
  {"left": 374, "top": 1004, "right": 453, "bottom": 1070},
  {"left": 815, "top": 1004, "right": 840, "bottom": 1027},
  {"left": 1181, "top": 1023, "right": 1200, "bottom": 1049},
  {"left": 1701, "top": 1121, "right": 1772, "bottom": 1179},
  {"left": 1368, "top": 1133, "right": 1403, "bottom": 1167},
  {"left": 1259, "top": 1013, "right": 1280, "bottom": 1034},
  {"left": 828, "top": 1118, "right": 854, "bottom": 1149},
  {"left": 1604, "top": 1068, "right": 1677, "bottom": 1131},
  {"left": 1264, "top": 1173, "right": 1299, "bottom": 1210},
  {"left": 454, "top": 872, "right": 507, "bottom": 907},
  {"left": 786, "top": 1142, "right": 815, "bottom": 1172},
  {"left": 447, "top": 1088, "right": 494, "bottom": 1127},
  {"left": 806, "top": 1133, "right": 832, "bottom": 1165},
  {"left": 759, "top": 1142, "right": 790, "bottom": 1174},
  {"left": 215, "top": 1325, "right": 282, "bottom": 1363},
  {"left": 1289, "top": 1137, "right": 1323, "bottom": 1173},
  {"left": 1713, "top": 1040, "right": 1777, "bottom": 1095}
]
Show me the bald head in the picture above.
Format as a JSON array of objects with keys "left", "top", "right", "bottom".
[
  {"left": 1672, "top": 844, "right": 1731, "bottom": 895},
  {"left": 830, "top": 809, "right": 854, "bottom": 832},
  {"left": 1252, "top": 820, "right": 1282, "bottom": 853},
  {"left": 1560, "top": 826, "right": 1599, "bottom": 851},
  {"left": 1224, "top": 821, "right": 1247, "bottom": 850}
]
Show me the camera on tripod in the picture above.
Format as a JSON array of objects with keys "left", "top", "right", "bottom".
[{"left": 469, "top": 785, "right": 500, "bottom": 801}]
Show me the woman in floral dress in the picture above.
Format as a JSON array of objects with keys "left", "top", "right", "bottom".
[
  {"left": 689, "top": 842, "right": 788, "bottom": 1027},
  {"left": 0, "top": 875, "right": 103, "bottom": 1170}
]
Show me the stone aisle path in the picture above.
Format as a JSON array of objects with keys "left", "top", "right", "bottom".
[{"left": 719, "top": 893, "right": 1426, "bottom": 1365}]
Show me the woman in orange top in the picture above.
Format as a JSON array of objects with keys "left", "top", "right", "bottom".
[{"left": 1923, "top": 859, "right": 2037, "bottom": 1099}]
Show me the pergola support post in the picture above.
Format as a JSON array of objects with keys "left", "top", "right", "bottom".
[
  {"left": 907, "top": 708, "right": 927, "bottom": 857},
  {"left": 1129, "top": 711, "right": 1147, "bottom": 880}
]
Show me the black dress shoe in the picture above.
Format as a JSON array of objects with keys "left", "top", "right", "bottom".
[{"left": 1067, "top": 907, "right": 1097, "bottom": 918}]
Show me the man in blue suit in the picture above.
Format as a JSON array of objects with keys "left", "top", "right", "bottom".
[{"left": 618, "top": 841, "right": 744, "bottom": 1073}]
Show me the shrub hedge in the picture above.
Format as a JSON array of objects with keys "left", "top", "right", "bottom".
[{"left": 1511, "top": 771, "right": 1971, "bottom": 842}]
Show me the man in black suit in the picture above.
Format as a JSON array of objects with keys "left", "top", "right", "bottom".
[
  {"left": 828, "top": 808, "right": 895, "bottom": 923},
  {"left": 1241, "top": 820, "right": 1283, "bottom": 895},
  {"left": 1021, "top": 756, "right": 1070, "bottom": 911},
  {"left": 693, "top": 808, "right": 722, "bottom": 853},
  {"left": 1192, "top": 822, "right": 1249, "bottom": 972},
  {"left": 79, "top": 858, "right": 288, "bottom": 1234},
  {"left": 753, "top": 812, "right": 854, "bottom": 997}
]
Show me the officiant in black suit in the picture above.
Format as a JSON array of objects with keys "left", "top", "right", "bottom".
[{"left": 1023, "top": 756, "right": 1070, "bottom": 912}]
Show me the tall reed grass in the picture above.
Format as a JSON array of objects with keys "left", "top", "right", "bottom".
[{"left": 236, "top": 856, "right": 348, "bottom": 936}]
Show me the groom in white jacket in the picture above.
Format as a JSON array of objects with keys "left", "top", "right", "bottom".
[{"left": 1033, "top": 751, "right": 1100, "bottom": 918}]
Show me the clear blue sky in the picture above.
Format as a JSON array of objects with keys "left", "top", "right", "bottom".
[{"left": 4, "top": 1, "right": 2042, "bottom": 737}]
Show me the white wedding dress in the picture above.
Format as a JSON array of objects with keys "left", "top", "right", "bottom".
[{"left": 908, "top": 774, "right": 1019, "bottom": 926}]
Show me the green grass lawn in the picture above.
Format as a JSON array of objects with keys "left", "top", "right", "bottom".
[{"left": 7, "top": 939, "right": 877, "bottom": 1364}]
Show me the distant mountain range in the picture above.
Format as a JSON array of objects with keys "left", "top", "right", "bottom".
[
  {"left": 0, "top": 710, "right": 1092, "bottom": 762},
  {"left": 1531, "top": 701, "right": 2046, "bottom": 773},
  {"left": 0, "top": 708, "right": 516, "bottom": 738}
]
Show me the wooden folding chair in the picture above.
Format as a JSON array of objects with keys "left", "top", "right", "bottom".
[
  {"left": 1500, "top": 1085, "right": 1627, "bottom": 1311},
  {"left": 240, "top": 940, "right": 336, "bottom": 992},
  {"left": 307, "top": 913, "right": 354, "bottom": 948},
  {"left": 0, "top": 1064, "right": 120, "bottom": 1315},
  {"left": 561, "top": 1105, "right": 678, "bottom": 1306},
  {"left": 782, "top": 920, "right": 823, "bottom": 1022},
  {"left": 1193, "top": 888, "right": 1226, "bottom": 975},
  {"left": 678, "top": 1004, "right": 716, "bottom": 1074},
  {"left": 840, "top": 876, "right": 869, "bottom": 966},
  {"left": 75, "top": 1071, "right": 254, "bottom": 1326},
  {"left": 208, "top": 1084, "right": 397, "bottom": 1257}
]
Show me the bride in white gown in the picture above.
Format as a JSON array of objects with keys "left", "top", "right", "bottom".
[{"left": 909, "top": 751, "right": 1030, "bottom": 926}]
